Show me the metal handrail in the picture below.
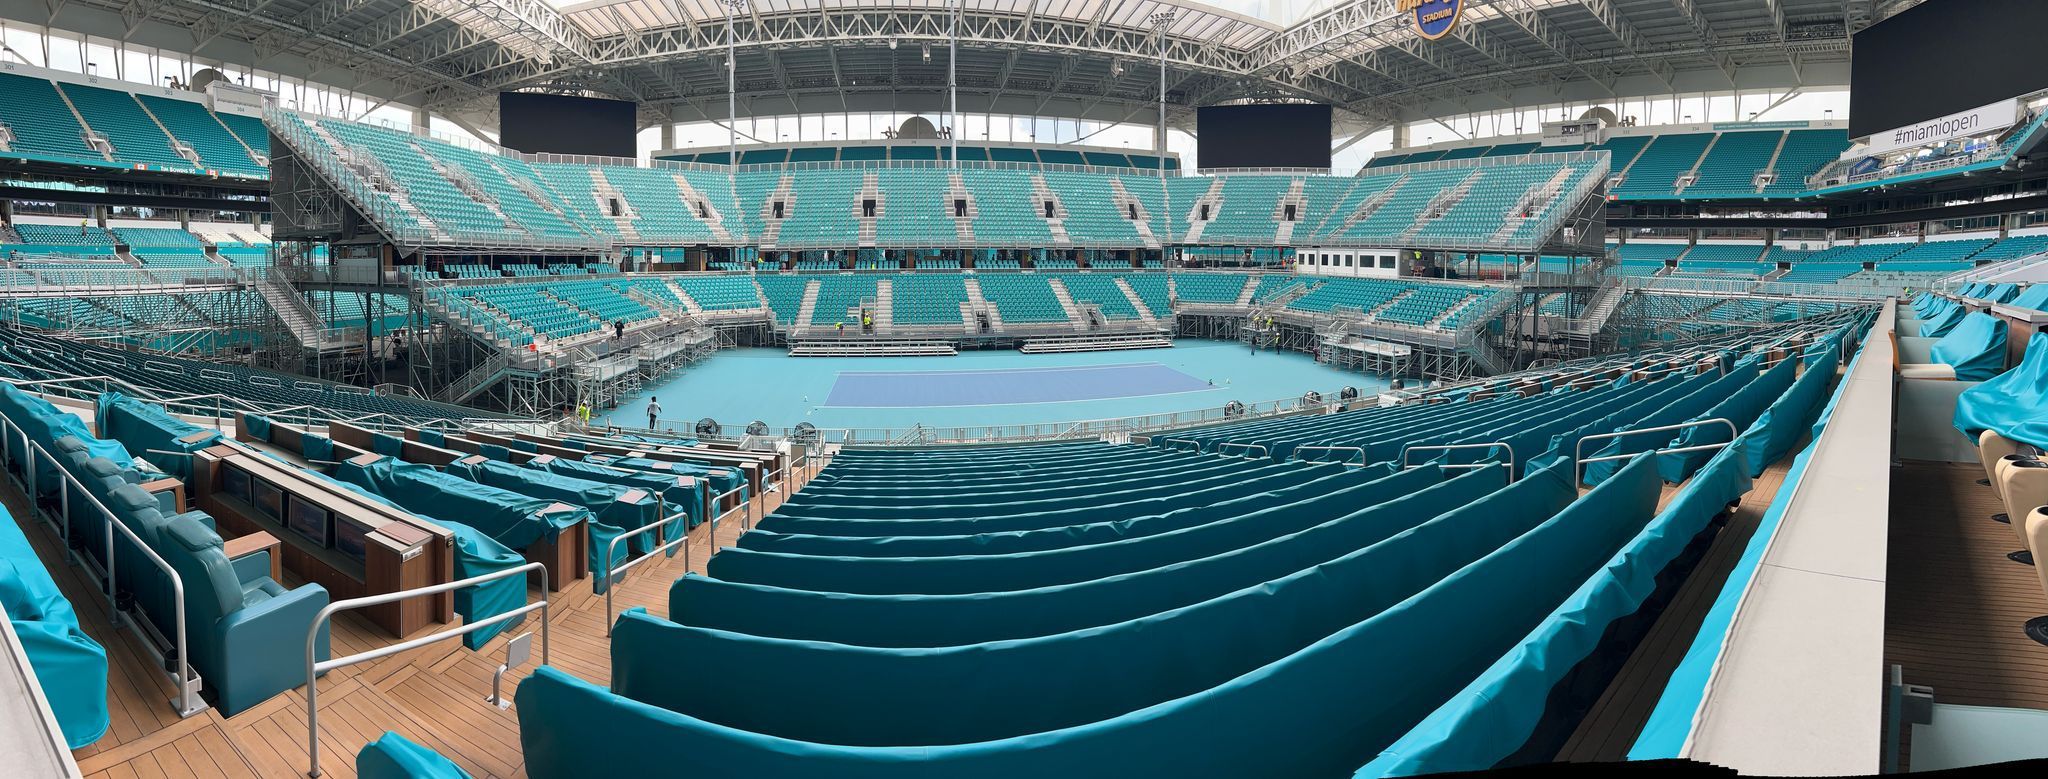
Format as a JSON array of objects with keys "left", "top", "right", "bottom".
[
  {"left": 1291, "top": 445, "right": 1367, "bottom": 465},
  {"left": 1216, "top": 442, "right": 1270, "bottom": 459},
  {"left": 1574, "top": 418, "right": 1740, "bottom": 483},
  {"left": 1402, "top": 441, "right": 1518, "bottom": 473},
  {"left": 5, "top": 423, "right": 199, "bottom": 717},
  {"left": 705, "top": 482, "right": 751, "bottom": 547},
  {"left": 304, "top": 561, "right": 550, "bottom": 777},
  {"left": 599, "top": 508, "right": 692, "bottom": 636},
  {"left": 1159, "top": 437, "right": 1202, "bottom": 452}
]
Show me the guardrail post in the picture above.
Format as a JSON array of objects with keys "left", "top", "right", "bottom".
[{"left": 306, "top": 562, "right": 549, "bottom": 777}]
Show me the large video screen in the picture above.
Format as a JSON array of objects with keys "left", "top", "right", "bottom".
[
  {"left": 1848, "top": 0, "right": 2048, "bottom": 139},
  {"left": 498, "top": 92, "right": 638, "bottom": 158},
  {"left": 1196, "top": 105, "right": 1332, "bottom": 169}
]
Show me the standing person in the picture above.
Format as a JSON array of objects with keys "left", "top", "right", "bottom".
[
  {"left": 577, "top": 402, "right": 592, "bottom": 426},
  {"left": 645, "top": 396, "right": 663, "bottom": 431},
  {"left": 614, "top": 319, "right": 625, "bottom": 341}
]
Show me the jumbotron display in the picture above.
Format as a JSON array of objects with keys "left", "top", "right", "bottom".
[
  {"left": 1847, "top": 0, "right": 2048, "bottom": 138},
  {"left": 1196, "top": 104, "right": 1333, "bottom": 169},
  {"left": 497, "top": 92, "right": 638, "bottom": 158}
]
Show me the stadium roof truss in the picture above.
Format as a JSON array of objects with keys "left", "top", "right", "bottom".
[{"left": 31, "top": 0, "right": 1872, "bottom": 132}]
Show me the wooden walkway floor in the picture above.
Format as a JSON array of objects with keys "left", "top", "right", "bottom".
[
  {"left": 1553, "top": 452, "right": 1795, "bottom": 762},
  {"left": 7, "top": 465, "right": 803, "bottom": 779},
  {"left": 1885, "top": 460, "right": 2048, "bottom": 710}
]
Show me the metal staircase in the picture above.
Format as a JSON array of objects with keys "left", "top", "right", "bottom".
[
  {"left": 1397, "top": 170, "right": 1480, "bottom": 242},
  {"left": 583, "top": 168, "right": 643, "bottom": 241},
  {"left": 254, "top": 274, "right": 347, "bottom": 352},
  {"left": 947, "top": 173, "right": 977, "bottom": 244},
  {"left": 671, "top": 173, "right": 733, "bottom": 242},
  {"left": 1046, "top": 278, "right": 1087, "bottom": 327},
  {"left": 437, "top": 350, "right": 514, "bottom": 403},
  {"left": 793, "top": 279, "right": 821, "bottom": 330},
  {"left": 1107, "top": 178, "right": 1160, "bottom": 249},
  {"left": 1179, "top": 178, "right": 1226, "bottom": 243},
  {"left": 856, "top": 173, "right": 881, "bottom": 248},
  {"left": 1112, "top": 277, "right": 1160, "bottom": 328}
]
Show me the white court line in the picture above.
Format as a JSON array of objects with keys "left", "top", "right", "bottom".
[
  {"left": 831, "top": 362, "right": 1177, "bottom": 378},
  {"left": 821, "top": 385, "right": 1225, "bottom": 409}
]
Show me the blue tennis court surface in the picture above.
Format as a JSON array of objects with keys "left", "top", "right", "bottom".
[
  {"left": 600, "top": 341, "right": 1382, "bottom": 430},
  {"left": 824, "top": 363, "right": 1212, "bottom": 407}
]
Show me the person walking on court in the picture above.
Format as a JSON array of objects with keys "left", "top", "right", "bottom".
[{"left": 645, "top": 396, "right": 663, "bottom": 430}]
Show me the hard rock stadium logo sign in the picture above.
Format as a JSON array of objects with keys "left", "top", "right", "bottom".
[{"left": 1398, "top": 0, "right": 1465, "bottom": 40}]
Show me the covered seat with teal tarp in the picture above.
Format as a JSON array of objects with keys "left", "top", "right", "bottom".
[
  {"left": 444, "top": 456, "right": 644, "bottom": 587},
  {"left": 94, "top": 391, "right": 220, "bottom": 479},
  {"left": 0, "top": 381, "right": 133, "bottom": 499},
  {"left": 1918, "top": 302, "right": 1969, "bottom": 338},
  {"left": 2005, "top": 285, "right": 2048, "bottom": 313},
  {"left": 582, "top": 453, "right": 746, "bottom": 501},
  {"left": 357, "top": 731, "right": 475, "bottom": 779},
  {"left": 527, "top": 454, "right": 704, "bottom": 530},
  {"left": 1955, "top": 331, "right": 2048, "bottom": 446},
  {"left": 0, "top": 502, "right": 109, "bottom": 748},
  {"left": 1903, "top": 311, "right": 2009, "bottom": 381},
  {"left": 334, "top": 455, "right": 588, "bottom": 553},
  {"left": 292, "top": 466, "right": 526, "bottom": 650}
]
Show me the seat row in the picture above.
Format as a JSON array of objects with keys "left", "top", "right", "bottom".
[{"left": 514, "top": 316, "right": 1865, "bottom": 776}]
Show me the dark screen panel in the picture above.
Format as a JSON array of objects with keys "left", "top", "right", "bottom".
[
  {"left": 1848, "top": 0, "right": 2048, "bottom": 138},
  {"left": 498, "top": 92, "right": 638, "bottom": 158},
  {"left": 1197, "top": 105, "right": 1331, "bottom": 169}
]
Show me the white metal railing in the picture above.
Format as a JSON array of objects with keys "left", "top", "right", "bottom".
[
  {"left": 303, "top": 561, "right": 549, "bottom": 777},
  {"left": 1291, "top": 445, "right": 1367, "bottom": 465},
  {"left": 1215, "top": 442, "right": 1270, "bottom": 459},
  {"left": 1, "top": 421, "right": 201, "bottom": 717},
  {"left": 0, "top": 367, "right": 528, "bottom": 438},
  {"left": 1573, "top": 418, "right": 1738, "bottom": 484},
  {"left": 597, "top": 508, "right": 690, "bottom": 636},
  {"left": 1401, "top": 441, "right": 1517, "bottom": 474}
]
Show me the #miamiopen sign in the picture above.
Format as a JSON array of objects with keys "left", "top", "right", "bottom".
[{"left": 1398, "top": 0, "right": 1465, "bottom": 40}]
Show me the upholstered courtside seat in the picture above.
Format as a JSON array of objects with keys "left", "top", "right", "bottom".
[{"left": 159, "top": 513, "right": 331, "bottom": 715}]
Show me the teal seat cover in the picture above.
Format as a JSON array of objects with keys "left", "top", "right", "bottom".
[
  {"left": 0, "top": 503, "right": 109, "bottom": 748},
  {"left": 357, "top": 731, "right": 475, "bottom": 779},
  {"left": 1926, "top": 311, "right": 2008, "bottom": 382},
  {"left": 95, "top": 391, "right": 220, "bottom": 479},
  {"left": 1955, "top": 329, "right": 2048, "bottom": 446},
  {"left": 335, "top": 456, "right": 587, "bottom": 552}
]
